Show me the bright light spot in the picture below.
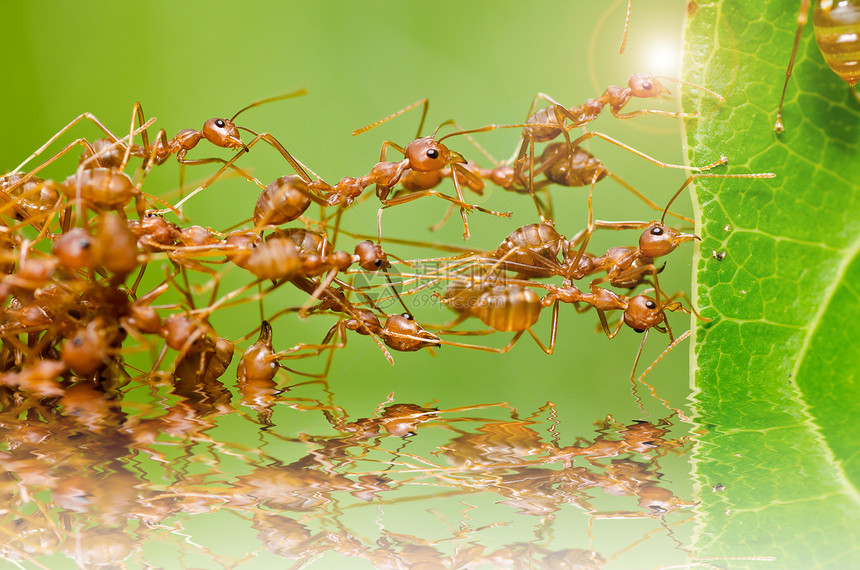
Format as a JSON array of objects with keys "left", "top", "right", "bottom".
[{"left": 648, "top": 43, "right": 680, "bottom": 76}]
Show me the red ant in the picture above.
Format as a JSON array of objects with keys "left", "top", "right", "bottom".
[{"left": 343, "top": 99, "right": 513, "bottom": 239}]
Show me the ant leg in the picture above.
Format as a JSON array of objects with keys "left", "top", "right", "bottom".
[
  {"left": 9, "top": 139, "right": 98, "bottom": 197},
  {"left": 379, "top": 190, "right": 511, "bottom": 229},
  {"left": 12, "top": 113, "right": 126, "bottom": 174},
  {"left": 428, "top": 203, "right": 457, "bottom": 232},
  {"left": 570, "top": 173, "right": 599, "bottom": 270},
  {"left": 378, "top": 140, "right": 408, "bottom": 163},
  {"left": 774, "top": 0, "right": 812, "bottom": 133},
  {"left": 597, "top": 309, "right": 626, "bottom": 339},
  {"left": 450, "top": 163, "right": 472, "bottom": 239},
  {"left": 121, "top": 101, "right": 149, "bottom": 171},
  {"left": 526, "top": 300, "right": 558, "bottom": 355},
  {"left": 527, "top": 136, "right": 550, "bottom": 224},
  {"left": 633, "top": 329, "right": 692, "bottom": 422},
  {"left": 437, "top": 330, "right": 526, "bottom": 353},
  {"left": 566, "top": 131, "right": 727, "bottom": 172},
  {"left": 235, "top": 130, "right": 313, "bottom": 183},
  {"left": 298, "top": 269, "right": 340, "bottom": 318},
  {"left": 172, "top": 135, "right": 266, "bottom": 213}
]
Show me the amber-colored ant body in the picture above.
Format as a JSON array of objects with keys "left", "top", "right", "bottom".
[
  {"left": 774, "top": 0, "right": 860, "bottom": 132},
  {"left": 436, "top": 282, "right": 558, "bottom": 354}
]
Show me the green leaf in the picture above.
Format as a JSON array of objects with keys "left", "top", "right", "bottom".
[{"left": 684, "top": 0, "right": 860, "bottom": 567}]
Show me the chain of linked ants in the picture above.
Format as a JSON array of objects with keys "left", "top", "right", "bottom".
[{"left": 0, "top": 77, "right": 774, "bottom": 415}]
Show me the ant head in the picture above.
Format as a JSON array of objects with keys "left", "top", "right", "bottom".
[
  {"left": 404, "top": 137, "right": 465, "bottom": 172},
  {"left": 628, "top": 74, "right": 669, "bottom": 99},
  {"left": 638, "top": 223, "right": 698, "bottom": 258},
  {"left": 128, "top": 303, "right": 161, "bottom": 335},
  {"left": 380, "top": 403, "right": 436, "bottom": 438},
  {"left": 61, "top": 319, "right": 109, "bottom": 376},
  {"left": 637, "top": 485, "right": 693, "bottom": 514},
  {"left": 354, "top": 240, "right": 389, "bottom": 271},
  {"left": 202, "top": 117, "right": 246, "bottom": 150},
  {"left": 623, "top": 295, "right": 665, "bottom": 333},
  {"left": 52, "top": 227, "right": 98, "bottom": 270},
  {"left": 224, "top": 233, "right": 260, "bottom": 267},
  {"left": 383, "top": 313, "right": 441, "bottom": 351},
  {"left": 161, "top": 313, "right": 212, "bottom": 351}
]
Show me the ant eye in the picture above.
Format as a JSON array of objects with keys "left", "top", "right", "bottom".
[
  {"left": 645, "top": 300, "right": 657, "bottom": 309},
  {"left": 649, "top": 505, "right": 667, "bottom": 513},
  {"left": 633, "top": 328, "right": 645, "bottom": 333},
  {"left": 78, "top": 240, "right": 91, "bottom": 249},
  {"left": 426, "top": 149, "right": 439, "bottom": 159},
  {"left": 650, "top": 226, "right": 664, "bottom": 235},
  {"left": 215, "top": 119, "right": 226, "bottom": 128},
  {"left": 402, "top": 313, "right": 413, "bottom": 320},
  {"left": 642, "top": 82, "right": 652, "bottom": 90},
  {"left": 374, "top": 259, "right": 383, "bottom": 268}
]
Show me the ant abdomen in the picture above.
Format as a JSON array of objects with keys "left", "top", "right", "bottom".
[
  {"left": 472, "top": 285, "right": 542, "bottom": 332},
  {"left": 254, "top": 175, "right": 313, "bottom": 226},
  {"left": 497, "top": 223, "right": 565, "bottom": 262},
  {"left": 525, "top": 107, "right": 564, "bottom": 142},
  {"left": 813, "top": 1, "right": 860, "bottom": 87},
  {"left": 281, "top": 228, "right": 329, "bottom": 257},
  {"left": 82, "top": 138, "right": 126, "bottom": 169},
  {"left": 61, "top": 168, "right": 135, "bottom": 209},
  {"left": 538, "top": 143, "right": 608, "bottom": 188},
  {"left": 237, "top": 321, "right": 279, "bottom": 384}
]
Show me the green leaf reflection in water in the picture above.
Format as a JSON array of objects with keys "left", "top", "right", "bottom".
[
  {"left": 684, "top": 0, "right": 860, "bottom": 567},
  {"left": 0, "top": 379, "right": 705, "bottom": 569}
]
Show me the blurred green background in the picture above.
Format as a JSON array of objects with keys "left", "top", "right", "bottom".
[{"left": 0, "top": 1, "right": 704, "bottom": 567}]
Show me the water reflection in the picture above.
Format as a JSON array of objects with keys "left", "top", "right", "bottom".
[{"left": 0, "top": 376, "right": 708, "bottom": 569}]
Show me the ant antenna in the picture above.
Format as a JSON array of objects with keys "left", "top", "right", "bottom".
[
  {"left": 229, "top": 88, "right": 308, "bottom": 121},
  {"left": 619, "top": 0, "right": 632, "bottom": 55},
  {"left": 653, "top": 76, "right": 726, "bottom": 103},
  {"left": 352, "top": 98, "right": 429, "bottom": 138},
  {"left": 660, "top": 172, "right": 776, "bottom": 223},
  {"left": 436, "top": 123, "right": 536, "bottom": 143}
]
